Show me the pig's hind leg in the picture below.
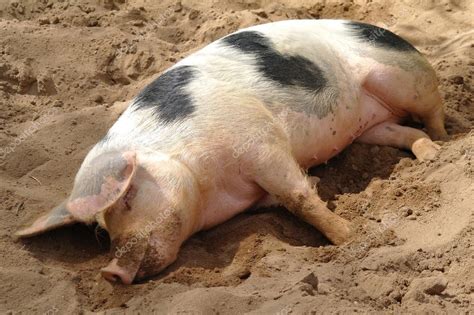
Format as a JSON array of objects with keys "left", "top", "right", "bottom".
[
  {"left": 250, "top": 146, "right": 352, "bottom": 245},
  {"left": 358, "top": 62, "right": 448, "bottom": 161},
  {"left": 363, "top": 64, "right": 448, "bottom": 141},
  {"left": 357, "top": 121, "right": 440, "bottom": 161}
]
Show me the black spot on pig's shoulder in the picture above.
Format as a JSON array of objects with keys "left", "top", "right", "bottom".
[
  {"left": 222, "top": 30, "right": 271, "bottom": 54},
  {"left": 347, "top": 21, "right": 418, "bottom": 52},
  {"left": 133, "top": 66, "right": 196, "bottom": 123},
  {"left": 222, "top": 31, "right": 327, "bottom": 92}
]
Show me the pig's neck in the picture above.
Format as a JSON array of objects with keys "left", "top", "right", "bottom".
[{"left": 136, "top": 151, "right": 203, "bottom": 241}]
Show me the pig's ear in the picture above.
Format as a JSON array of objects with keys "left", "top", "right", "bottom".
[
  {"left": 66, "top": 151, "right": 137, "bottom": 222},
  {"left": 15, "top": 200, "right": 76, "bottom": 238}
]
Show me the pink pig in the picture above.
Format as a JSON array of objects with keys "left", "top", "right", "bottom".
[{"left": 16, "top": 20, "right": 447, "bottom": 284}]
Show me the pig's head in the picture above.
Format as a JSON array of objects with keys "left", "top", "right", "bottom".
[{"left": 16, "top": 150, "right": 200, "bottom": 284}]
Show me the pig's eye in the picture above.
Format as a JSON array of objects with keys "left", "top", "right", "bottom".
[{"left": 123, "top": 185, "right": 137, "bottom": 211}]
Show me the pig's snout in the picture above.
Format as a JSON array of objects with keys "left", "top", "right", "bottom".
[{"left": 101, "top": 258, "right": 135, "bottom": 284}]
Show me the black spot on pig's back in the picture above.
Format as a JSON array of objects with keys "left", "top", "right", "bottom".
[
  {"left": 347, "top": 21, "right": 419, "bottom": 52},
  {"left": 222, "top": 31, "right": 328, "bottom": 92},
  {"left": 133, "top": 66, "right": 197, "bottom": 123}
]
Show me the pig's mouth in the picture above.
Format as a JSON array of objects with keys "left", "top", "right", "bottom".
[
  {"left": 100, "top": 232, "right": 178, "bottom": 284},
  {"left": 100, "top": 235, "right": 149, "bottom": 284},
  {"left": 100, "top": 258, "right": 159, "bottom": 285},
  {"left": 101, "top": 258, "right": 137, "bottom": 284}
]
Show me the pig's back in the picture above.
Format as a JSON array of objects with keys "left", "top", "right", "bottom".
[
  {"left": 177, "top": 19, "right": 349, "bottom": 119},
  {"left": 175, "top": 19, "right": 420, "bottom": 119}
]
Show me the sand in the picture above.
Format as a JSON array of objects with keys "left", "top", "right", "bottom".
[{"left": 0, "top": 0, "right": 473, "bottom": 313}]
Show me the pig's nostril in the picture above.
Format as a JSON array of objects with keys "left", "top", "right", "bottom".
[
  {"left": 101, "top": 264, "right": 133, "bottom": 284},
  {"left": 101, "top": 269, "right": 122, "bottom": 283}
]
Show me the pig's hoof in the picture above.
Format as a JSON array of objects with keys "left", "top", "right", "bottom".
[
  {"left": 329, "top": 219, "right": 354, "bottom": 245},
  {"left": 412, "top": 138, "right": 441, "bottom": 161},
  {"left": 427, "top": 128, "right": 449, "bottom": 142}
]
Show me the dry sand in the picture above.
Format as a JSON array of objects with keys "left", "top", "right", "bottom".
[{"left": 0, "top": 0, "right": 473, "bottom": 313}]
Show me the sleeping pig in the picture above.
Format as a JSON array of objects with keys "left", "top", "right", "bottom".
[{"left": 16, "top": 19, "right": 447, "bottom": 284}]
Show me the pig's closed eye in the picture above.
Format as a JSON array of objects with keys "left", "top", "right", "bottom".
[{"left": 123, "top": 185, "right": 137, "bottom": 211}]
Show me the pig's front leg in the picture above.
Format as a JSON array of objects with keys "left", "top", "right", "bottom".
[
  {"left": 251, "top": 147, "right": 352, "bottom": 245},
  {"left": 356, "top": 122, "right": 441, "bottom": 161}
]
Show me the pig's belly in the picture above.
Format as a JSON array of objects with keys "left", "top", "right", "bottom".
[
  {"left": 289, "top": 89, "right": 396, "bottom": 168},
  {"left": 198, "top": 174, "right": 265, "bottom": 231},
  {"left": 199, "top": 90, "right": 396, "bottom": 231}
]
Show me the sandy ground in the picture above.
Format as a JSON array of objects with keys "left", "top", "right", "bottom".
[{"left": 0, "top": 0, "right": 473, "bottom": 314}]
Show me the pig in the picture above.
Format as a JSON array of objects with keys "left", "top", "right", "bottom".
[{"left": 16, "top": 19, "right": 447, "bottom": 284}]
